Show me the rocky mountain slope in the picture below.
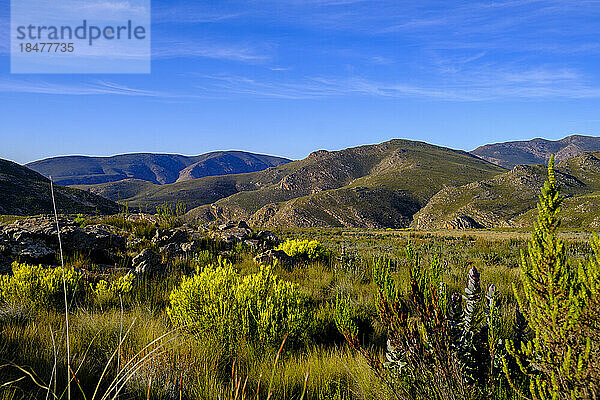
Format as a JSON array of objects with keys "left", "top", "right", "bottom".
[
  {"left": 27, "top": 151, "right": 291, "bottom": 186},
  {"left": 73, "top": 139, "right": 505, "bottom": 228},
  {"left": 188, "top": 140, "right": 505, "bottom": 228},
  {"left": 0, "top": 158, "right": 119, "bottom": 216},
  {"left": 471, "top": 135, "right": 600, "bottom": 168},
  {"left": 412, "top": 152, "right": 600, "bottom": 229}
]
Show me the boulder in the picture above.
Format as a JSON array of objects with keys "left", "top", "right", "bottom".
[
  {"left": 256, "top": 230, "right": 279, "bottom": 246},
  {"left": 151, "top": 228, "right": 189, "bottom": 247},
  {"left": 181, "top": 240, "right": 202, "bottom": 254},
  {"left": 132, "top": 249, "right": 164, "bottom": 275},
  {"left": 237, "top": 221, "right": 250, "bottom": 230},
  {"left": 243, "top": 239, "right": 259, "bottom": 247},
  {"left": 160, "top": 243, "right": 185, "bottom": 260},
  {"left": 215, "top": 227, "right": 252, "bottom": 244},
  {"left": 218, "top": 222, "right": 236, "bottom": 231},
  {"left": 254, "top": 249, "right": 293, "bottom": 267}
]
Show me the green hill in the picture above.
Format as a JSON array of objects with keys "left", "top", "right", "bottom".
[
  {"left": 74, "top": 139, "right": 504, "bottom": 227},
  {"left": 187, "top": 139, "right": 505, "bottom": 227},
  {"left": 0, "top": 159, "right": 119, "bottom": 216},
  {"left": 412, "top": 152, "right": 600, "bottom": 229}
]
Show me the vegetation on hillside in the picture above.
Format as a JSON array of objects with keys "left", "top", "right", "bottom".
[
  {"left": 335, "top": 157, "right": 600, "bottom": 400},
  {"left": 0, "top": 158, "right": 598, "bottom": 399}
]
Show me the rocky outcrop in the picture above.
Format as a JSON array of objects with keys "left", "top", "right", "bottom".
[
  {"left": 0, "top": 217, "right": 126, "bottom": 267},
  {"left": 253, "top": 249, "right": 293, "bottom": 267},
  {"left": 132, "top": 249, "right": 164, "bottom": 275},
  {"left": 152, "top": 228, "right": 189, "bottom": 247},
  {"left": 210, "top": 221, "right": 280, "bottom": 248},
  {"left": 444, "top": 216, "right": 485, "bottom": 230}
]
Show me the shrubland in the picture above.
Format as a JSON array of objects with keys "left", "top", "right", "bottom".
[{"left": 0, "top": 158, "right": 598, "bottom": 400}]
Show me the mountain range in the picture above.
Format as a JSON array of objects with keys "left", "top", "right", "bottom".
[
  {"left": 471, "top": 134, "right": 600, "bottom": 168},
  {"left": 27, "top": 151, "right": 291, "bottom": 186},
  {"left": 73, "top": 140, "right": 505, "bottom": 227},
  {"left": 3, "top": 134, "right": 600, "bottom": 228}
]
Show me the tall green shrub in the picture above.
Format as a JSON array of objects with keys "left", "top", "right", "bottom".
[{"left": 505, "top": 156, "right": 600, "bottom": 399}]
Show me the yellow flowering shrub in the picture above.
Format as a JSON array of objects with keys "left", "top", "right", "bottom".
[
  {"left": 276, "top": 239, "right": 328, "bottom": 260},
  {"left": 167, "top": 260, "right": 310, "bottom": 349},
  {"left": 0, "top": 262, "right": 84, "bottom": 309},
  {"left": 91, "top": 273, "right": 135, "bottom": 307}
]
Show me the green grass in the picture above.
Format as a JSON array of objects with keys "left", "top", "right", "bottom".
[{"left": 0, "top": 225, "right": 597, "bottom": 400}]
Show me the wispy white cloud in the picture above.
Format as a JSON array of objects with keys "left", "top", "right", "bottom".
[
  {"left": 152, "top": 41, "right": 271, "bottom": 63},
  {"left": 152, "top": 4, "right": 243, "bottom": 24},
  {"left": 0, "top": 79, "right": 164, "bottom": 96},
  {"left": 193, "top": 65, "right": 600, "bottom": 101}
]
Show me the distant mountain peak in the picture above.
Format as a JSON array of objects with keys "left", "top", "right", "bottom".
[
  {"left": 471, "top": 134, "right": 600, "bottom": 168},
  {"left": 26, "top": 151, "right": 291, "bottom": 186}
]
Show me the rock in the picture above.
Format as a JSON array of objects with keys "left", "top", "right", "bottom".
[
  {"left": 256, "top": 230, "right": 279, "bottom": 246},
  {"left": 132, "top": 249, "right": 164, "bottom": 275},
  {"left": 444, "top": 215, "right": 485, "bottom": 230},
  {"left": 126, "top": 213, "right": 157, "bottom": 224},
  {"left": 243, "top": 239, "right": 259, "bottom": 247},
  {"left": 237, "top": 221, "right": 250, "bottom": 230},
  {"left": 0, "top": 230, "right": 9, "bottom": 254},
  {"left": 218, "top": 222, "right": 236, "bottom": 231},
  {"left": 215, "top": 227, "right": 252, "bottom": 244},
  {"left": 254, "top": 249, "right": 293, "bottom": 267},
  {"left": 151, "top": 228, "right": 189, "bottom": 247},
  {"left": 160, "top": 243, "right": 185, "bottom": 259},
  {"left": 0, "top": 217, "right": 126, "bottom": 265},
  {"left": 181, "top": 240, "right": 203, "bottom": 254}
]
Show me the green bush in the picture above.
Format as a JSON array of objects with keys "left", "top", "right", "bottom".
[
  {"left": 167, "top": 260, "right": 311, "bottom": 349},
  {"left": 74, "top": 213, "right": 87, "bottom": 227},
  {"left": 0, "top": 262, "right": 85, "bottom": 309},
  {"left": 91, "top": 273, "right": 135, "bottom": 308},
  {"left": 276, "top": 239, "right": 329, "bottom": 261},
  {"left": 504, "top": 156, "right": 600, "bottom": 400}
]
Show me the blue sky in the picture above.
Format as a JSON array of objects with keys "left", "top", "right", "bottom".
[{"left": 2, "top": 0, "right": 600, "bottom": 164}]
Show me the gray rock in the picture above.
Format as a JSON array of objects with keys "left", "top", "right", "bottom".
[
  {"left": 160, "top": 243, "right": 185, "bottom": 259},
  {"left": 151, "top": 228, "right": 189, "bottom": 247},
  {"left": 254, "top": 249, "right": 293, "bottom": 267},
  {"left": 132, "top": 249, "right": 164, "bottom": 275},
  {"left": 256, "top": 230, "right": 279, "bottom": 246},
  {"left": 243, "top": 239, "right": 259, "bottom": 247},
  {"left": 444, "top": 215, "right": 485, "bottom": 230},
  {"left": 0, "top": 217, "right": 126, "bottom": 265},
  {"left": 215, "top": 227, "right": 252, "bottom": 244},
  {"left": 237, "top": 220, "right": 250, "bottom": 230},
  {"left": 181, "top": 240, "right": 202, "bottom": 254},
  {"left": 218, "top": 222, "right": 236, "bottom": 231}
]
